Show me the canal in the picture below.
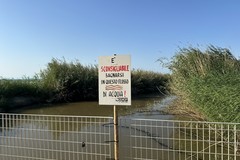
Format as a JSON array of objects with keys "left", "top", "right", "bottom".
[{"left": 19, "top": 96, "right": 175, "bottom": 118}]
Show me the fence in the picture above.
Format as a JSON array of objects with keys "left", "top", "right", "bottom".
[
  {"left": 0, "top": 113, "right": 240, "bottom": 160},
  {"left": 126, "top": 118, "right": 240, "bottom": 160},
  {"left": 0, "top": 113, "right": 113, "bottom": 160}
]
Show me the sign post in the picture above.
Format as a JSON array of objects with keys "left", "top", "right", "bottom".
[
  {"left": 99, "top": 54, "right": 131, "bottom": 160},
  {"left": 113, "top": 105, "right": 118, "bottom": 160}
]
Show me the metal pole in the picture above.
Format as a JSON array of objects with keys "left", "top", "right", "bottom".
[{"left": 114, "top": 105, "right": 119, "bottom": 160}]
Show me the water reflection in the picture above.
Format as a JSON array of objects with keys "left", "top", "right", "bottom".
[{"left": 20, "top": 97, "right": 166, "bottom": 117}]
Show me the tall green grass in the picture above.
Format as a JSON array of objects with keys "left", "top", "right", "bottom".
[
  {"left": 39, "top": 58, "right": 98, "bottom": 102},
  {"left": 169, "top": 46, "right": 240, "bottom": 122},
  {"left": 0, "top": 78, "right": 49, "bottom": 109},
  {"left": 131, "top": 69, "right": 170, "bottom": 96},
  {"left": 40, "top": 58, "right": 170, "bottom": 102}
]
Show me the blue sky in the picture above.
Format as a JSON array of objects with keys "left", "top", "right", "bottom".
[{"left": 1, "top": 0, "right": 240, "bottom": 78}]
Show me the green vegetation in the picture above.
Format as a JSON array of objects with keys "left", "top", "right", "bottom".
[
  {"left": 169, "top": 45, "right": 240, "bottom": 123},
  {"left": 132, "top": 69, "right": 169, "bottom": 96},
  {"left": 0, "top": 58, "right": 169, "bottom": 110},
  {"left": 0, "top": 78, "right": 49, "bottom": 110},
  {"left": 39, "top": 58, "right": 98, "bottom": 102}
]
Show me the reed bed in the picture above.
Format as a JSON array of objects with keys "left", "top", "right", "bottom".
[
  {"left": 0, "top": 78, "right": 48, "bottom": 110},
  {"left": 169, "top": 45, "right": 240, "bottom": 123},
  {"left": 131, "top": 69, "right": 170, "bottom": 96}
]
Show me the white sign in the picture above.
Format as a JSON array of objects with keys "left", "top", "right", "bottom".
[{"left": 99, "top": 55, "right": 131, "bottom": 105}]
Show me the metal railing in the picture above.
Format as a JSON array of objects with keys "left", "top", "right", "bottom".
[
  {"left": 1, "top": 113, "right": 240, "bottom": 160},
  {"left": 0, "top": 113, "right": 113, "bottom": 160},
  {"left": 127, "top": 118, "right": 240, "bottom": 160}
]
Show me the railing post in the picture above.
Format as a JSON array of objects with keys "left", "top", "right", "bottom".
[
  {"left": 1, "top": 114, "right": 4, "bottom": 135},
  {"left": 234, "top": 125, "right": 237, "bottom": 160},
  {"left": 114, "top": 105, "right": 119, "bottom": 160}
]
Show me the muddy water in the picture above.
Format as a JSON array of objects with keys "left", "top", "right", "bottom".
[{"left": 20, "top": 96, "right": 175, "bottom": 118}]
